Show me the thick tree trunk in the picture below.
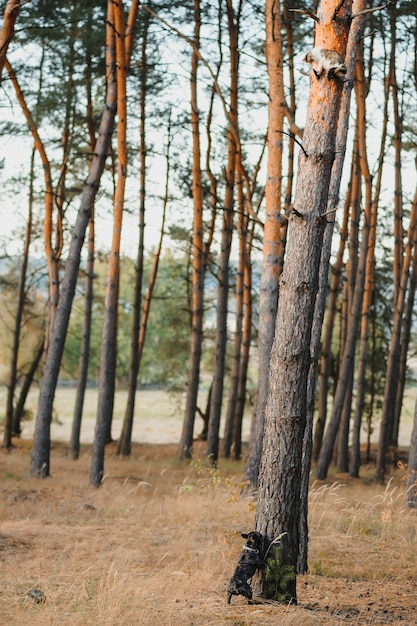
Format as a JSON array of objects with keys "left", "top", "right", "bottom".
[
  {"left": 298, "top": 0, "right": 364, "bottom": 573},
  {"left": 256, "top": 0, "right": 352, "bottom": 603}
]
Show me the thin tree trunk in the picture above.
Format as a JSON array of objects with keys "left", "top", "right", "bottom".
[
  {"left": 117, "top": 15, "right": 150, "bottom": 457},
  {"left": 232, "top": 235, "right": 253, "bottom": 461},
  {"left": 205, "top": 0, "right": 240, "bottom": 464},
  {"left": 91, "top": 0, "right": 128, "bottom": 487},
  {"left": 3, "top": 148, "right": 34, "bottom": 447},
  {"left": 30, "top": 0, "right": 138, "bottom": 477},
  {"left": 245, "top": 0, "right": 284, "bottom": 487},
  {"left": 5, "top": 57, "right": 59, "bottom": 349},
  {"left": 118, "top": 115, "right": 170, "bottom": 456},
  {"left": 178, "top": 0, "right": 206, "bottom": 460},
  {"left": 313, "top": 179, "right": 350, "bottom": 461},
  {"left": 12, "top": 339, "right": 44, "bottom": 436},
  {"left": 223, "top": 174, "right": 245, "bottom": 458},
  {"left": 376, "top": 190, "right": 417, "bottom": 483},
  {"left": 70, "top": 4, "right": 97, "bottom": 461}
]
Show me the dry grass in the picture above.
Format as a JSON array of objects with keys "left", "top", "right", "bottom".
[{"left": 2, "top": 441, "right": 417, "bottom": 625}]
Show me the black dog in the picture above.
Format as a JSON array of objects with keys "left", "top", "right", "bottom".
[{"left": 227, "top": 531, "right": 263, "bottom": 604}]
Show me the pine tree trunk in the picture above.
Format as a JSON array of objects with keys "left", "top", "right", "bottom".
[
  {"left": 70, "top": 215, "right": 95, "bottom": 460},
  {"left": 4, "top": 150, "right": 34, "bottom": 447},
  {"left": 223, "top": 175, "right": 245, "bottom": 458},
  {"left": 12, "top": 340, "right": 44, "bottom": 437},
  {"left": 30, "top": 1, "right": 119, "bottom": 477},
  {"left": 0, "top": 0, "right": 21, "bottom": 80},
  {"left": 91, "top": 0, "right": 127, "bottom": 487},
  {"left": 70, "top": 13, "right": 97, "bottom": 460},
  {"left": 298, "top": 0, "right": 364, "bottom": 571},
  {"left": 178, "top": 0, "right": 205, "bottom": 460},
  {"left": 256, "top": 0, "right": 352, "bottom": 602},
  {"left": 205, "top": 0, "right": 239, "bottom": 464},
  {"left": 117, "top": 16, "right": 150, "bottom": 457},
  {"left": 244, "top": 0, "right": 284, "bottom": 487}
]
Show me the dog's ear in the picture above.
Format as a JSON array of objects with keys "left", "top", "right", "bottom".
[{"left": 241, "top": 533, "right": 249, "bottom": 539}]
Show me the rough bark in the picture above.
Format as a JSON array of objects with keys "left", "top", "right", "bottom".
[
  {"left": 256, "top": 0, "right": 352, "bottom": 603},
  {"left": 299, "top": 1, "right": 364, "bottom": 569}
]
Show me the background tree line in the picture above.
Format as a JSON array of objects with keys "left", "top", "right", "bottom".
[{"left": 2, "top": 0, "right": 417, "bottom": 597}]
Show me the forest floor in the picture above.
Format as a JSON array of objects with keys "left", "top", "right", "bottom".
[{"left": 1, "top": 438, "right": 417, "bottom": 625}]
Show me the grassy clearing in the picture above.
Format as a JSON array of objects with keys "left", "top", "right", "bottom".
[{"left": 2, "top": 440, "right": 417, "bottom": 625}]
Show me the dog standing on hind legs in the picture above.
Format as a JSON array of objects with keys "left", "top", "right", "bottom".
[{"left": 227, "top": 531, "right": 264, "bottom": 604}]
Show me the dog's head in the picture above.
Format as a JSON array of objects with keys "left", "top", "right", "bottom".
[{"left": 241, "top": 531, "right": 263, "bottom": 550}]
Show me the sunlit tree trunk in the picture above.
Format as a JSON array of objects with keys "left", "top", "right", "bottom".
[
  {"left": 256, "top": 0, "right": 352, "bottom": 603},
  {"left": 31, "top": 0, "right": 138, "bottom": 478},
  {"left": 245, "top": 0, "right": 285, "bottom": 487},
  {"left": 5, "top": 57, "right": 58, "bottom": 349},
  {"left": 349, "top": 43, "right": 389, "bottom": 477},
  {"left": 117, "top": 14, "right": 150, "bottom": 457},
  {"left": 313, "top": 174, "right": 350, "bottom": 461},
  {"left": 299, "top": 0, "right": 365, "bottom": 571},
  {"left": 0, "top": 0, "right": 21, "bottom": 81},
  {"left": 376, "top": 192, "right": 417, "bottom": 483},
  {"left": 91, "top": 0, "right": 128, "bottom": 487}
]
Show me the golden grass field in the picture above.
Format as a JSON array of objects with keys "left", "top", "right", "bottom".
[{"left": 2, "top": 436, "right": 417, "bottom": 626}]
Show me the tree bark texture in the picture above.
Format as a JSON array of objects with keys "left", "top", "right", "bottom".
[
  {"left": 299, "top": 0, "right": 365, "bottom": 570},
  {"left": 245, "top": 0, "right": 284, "bottom": 487},
  {"left": 256, "top": 0, "right": 351, "bottom": 603}
]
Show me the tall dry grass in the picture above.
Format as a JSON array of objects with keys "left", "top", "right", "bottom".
[{"left": 2, "top": 442, "right": 417, "bottom": 625}]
